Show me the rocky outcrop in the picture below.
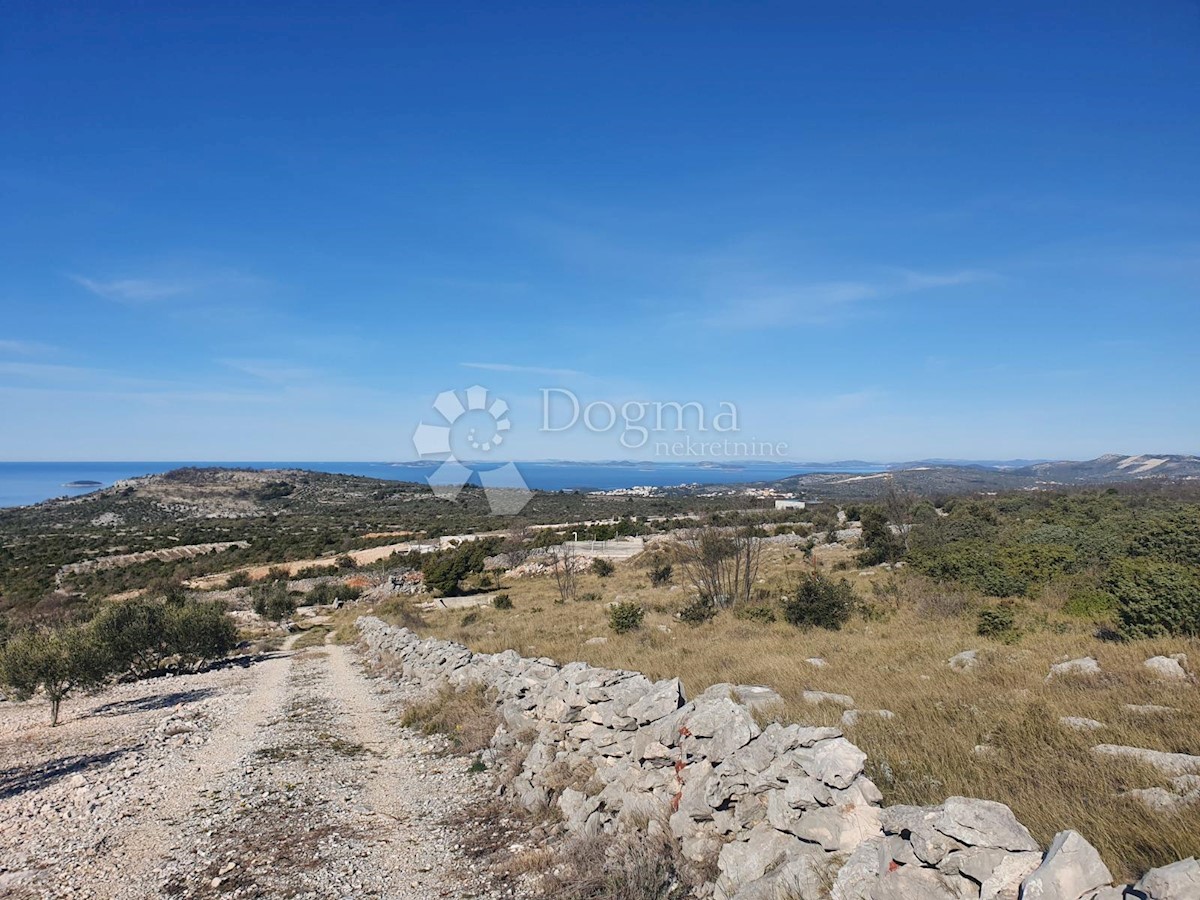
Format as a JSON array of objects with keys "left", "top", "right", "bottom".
[{"left": 356, "top": 617, "right": 1198, "bottom": 900}]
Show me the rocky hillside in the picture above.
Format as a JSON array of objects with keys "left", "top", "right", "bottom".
[{"left": 770, "top": 453, "right": 1200, "bottom": 500}]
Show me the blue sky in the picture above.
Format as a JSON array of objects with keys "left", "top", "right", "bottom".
[{"left": 1, "top": 1, "right": 1197, "bottom": 462}]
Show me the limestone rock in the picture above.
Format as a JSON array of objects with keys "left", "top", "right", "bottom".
[
  {"left": 1046, "top": 657, "right": 1101, "bottom": 680},
  {"left": 978, "top": 851, "right": 1043, "bottom": 900},
  {"left": 1021, "top": 830, "right": 1113, "bottom": 900},
  {"left": 807, "top": 737, "right": 867, "bottom": 789},
  {"left": 1123, "top": 704, "right": 1177, "bottom": 716},
  {"left": 1059, "top": 717, "right": 1105, "bottom": 732},
  {"left": 715, "top": 824, "right": 808, "bottom": 898},
  {"left": 1143, "top": 656, "right": 1189, "bottom": 682},
  {"left": 1091, "top": 745, "right": 1200, "bottom": 777},
  {"left": 788, "top": 804, "right": 882, "bottom": 852},
  {"left": 842, "top": 708, "right": 895, "bottom": 727},
  {"left": 1135, "top": 856, "right": 1200, "bottom": 899},
  {"left": 948, "top": 650, "right": 979, "bottom": 673},
  {"left": 802, "top": 690, "right": 855, "bottom": 708},
  {"left": 933, "top": 797, "right": 1039, "bottom": 852}
]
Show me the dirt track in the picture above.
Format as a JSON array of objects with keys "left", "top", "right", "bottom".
[{"left": 0, "top": 638, "right": 504, "bottom": 899}]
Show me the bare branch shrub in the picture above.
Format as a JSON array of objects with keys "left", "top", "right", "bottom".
[{"left": 673, "top": 523, "right": 762, "bottom": 608}]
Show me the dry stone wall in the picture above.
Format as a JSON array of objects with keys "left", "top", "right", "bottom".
[{"left": 356, "top": 617, "right": 1198, "bottom": 900}]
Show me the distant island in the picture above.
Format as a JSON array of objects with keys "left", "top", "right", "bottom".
[{"left": 62, "top": 480, "right": 103, "bottom": 488}]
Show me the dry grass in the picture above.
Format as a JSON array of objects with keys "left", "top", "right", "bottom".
[
  {"left": 290, "top": 625, "right": 331, "bottom": 650},
  {"left": 531, "top": 827, "right": 704, "bottom": 900},
  {"left": 415, "top": 544, "right": 1200, "bottom": 881},
  {"left": 399, "top": 682, "right": 499, "bottom": 754}
]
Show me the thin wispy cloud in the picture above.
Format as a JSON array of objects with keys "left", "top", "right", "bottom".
[
  {"left": 220, "top": 358, "right": 320, "bottom": 385},
  {"left": 706, "top": 268, "right": 993, "bottom": 329},
  {"left": 0, "top": 339, "right": 57, "bottom": 356},
  {"left": 461, "top": 361, "right": 588, "bottom": 379},
  {"left": 69, "top": 275, "right": 195, "bottom": 302}
]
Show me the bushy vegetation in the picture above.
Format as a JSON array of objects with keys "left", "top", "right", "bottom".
[
  {"left": 648, "top": 563, "right": 673, "bottom": 586},
  {"left": 492, "top": 592, "right": 513, "bottom": 610},
  {"left": 591, "top": 558, "right": 615, "bottom": 578},
  {"left": 977, "top": 602, "right": 1021, "bottom": 643},
  {"left": 678, "top": 595, "right": 716, "bottom": 625},
  {"left": 251, "top": 581, "right": 298, "bottom": 621},
  {"left": 421, "top": 537, "right": 503, "bottom": 595},
  {"left": 894, "top": 489, "right": 1200, "bottom": 639},
  {"left": 781, "top": 571, "right": 855, "bottom": 630},
  {"left": 608, "top": 602, "right": 644, "bottom": 633}
]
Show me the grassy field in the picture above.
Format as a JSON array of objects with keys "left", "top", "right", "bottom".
[{"left": 410, "top": 543, "right": 1200, "bottom": 882}]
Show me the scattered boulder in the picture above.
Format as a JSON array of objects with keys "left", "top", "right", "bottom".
[
  {"left": 806, "top": 657, "right": 828, "bottom": 668},
  {"left": 1143, "top": 655, "right": 1190, "bottom": 682},
  {"left": 1091, "top": 745, "right": 1200, "bottom": 777},
  {"left": 948, "top": 650, "right": 979, "bottom": 673},
  {"left": 841, "top": 709, "right": 895, "bottom": 727},
  {"left": 1059, "top": 716, "right": 1105, "bottom": 732},
  {"left": 1046, "top": 657, "right": 1101, "bottom": 680},
  {"left": 1123, "top": 704, "right": 1177, "bottom": 717},
  {"left": 802, "top": 690, "right": 855, "bottom": 708},
  {"left": 1021, "top": 830, "right": 1112, "bottom": 900}
]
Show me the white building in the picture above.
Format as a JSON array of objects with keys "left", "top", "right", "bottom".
[{"left": 774, "top": 499, "right": 806, "bottom": 510}]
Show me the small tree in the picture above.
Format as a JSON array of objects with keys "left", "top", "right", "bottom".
[
  {"left": 0, "top": 626, "right": 108, "bottom": 725},
  {"left": 89, "top": 599, "right": 169, "bottom": 677},
  {"left": 550, "top": 544, "right": 579, "bottom": 604},
  {"left": 591, "top": 558, "right": 615, "bottom": 578},
  {"left": 675, "top": 523, "right": 761, "bottom": 608},
  {"left": 648, "top": 562, "right": 673, "bottom": 586},
  {"left": 166, "top": 601, "right": 239, "bottom": 668}
]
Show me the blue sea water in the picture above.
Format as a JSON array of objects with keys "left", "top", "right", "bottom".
[{"left": 0, "top": 461, "right": 883, "bottom": 509}]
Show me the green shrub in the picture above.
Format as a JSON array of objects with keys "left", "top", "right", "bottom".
[
  {"left": 679, "top": 596, "right": 716, "bottom": 625},
  {"left": 591, "top": 558, "right": 615, "bottom": 578},
  {"left": 608, "top": 602, "right": 644, "bottom": 634},
  {"left": 252, "top": 581, "right": 298, "bottom": 621},
  {"left": 1107, "top": 557, "right": 1200, "bottom": 638},
  {"left": 977, "top": 603, "right": 1021, "bottom": 643},
  {"left": 781, "top": 572, "right": 854, "bottom": 630},
  {"left": 265, "top": 566, "right": 291, "bottom": 583},
  {"left": 492, "top": 593, "right": 513, "bottom": 610},
  {"left": 649, "top": 564, "right": 673, "bottom": 587},
  {"left": 734, "top": 604, "right": 777, "bottom": 624},
  {"left": 1063, "top": 587, "right": 1117, "bottom": 619},
  {"left": 335, "top": 554, "right": 357, "bottom": 570},
  {"left": 225, "top": 570, "right": 252, "bottom": 588},
  {"left": 578, "top": 591, "right": 602, "bottom": 603}
]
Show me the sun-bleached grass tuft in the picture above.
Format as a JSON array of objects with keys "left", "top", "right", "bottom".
[{"left": 399, "top": 682, "right": 498, "bottom": 755}]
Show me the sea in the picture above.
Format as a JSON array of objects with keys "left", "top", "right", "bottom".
[{"left": 0, "top": 461, "right": 884, "bottom": 509}]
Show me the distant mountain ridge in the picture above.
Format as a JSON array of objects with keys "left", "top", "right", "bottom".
[{"left": 768, "top": 453, "right": 1200, "bottom": 499}]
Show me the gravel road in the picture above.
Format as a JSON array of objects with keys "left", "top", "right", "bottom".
[{"left": 0, "top": 637, "right": 507, "bottom": 899}]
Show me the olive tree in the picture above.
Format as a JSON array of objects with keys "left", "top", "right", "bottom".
[{"left": 0, "top": 626, "right": 108, "bottom": 726}]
